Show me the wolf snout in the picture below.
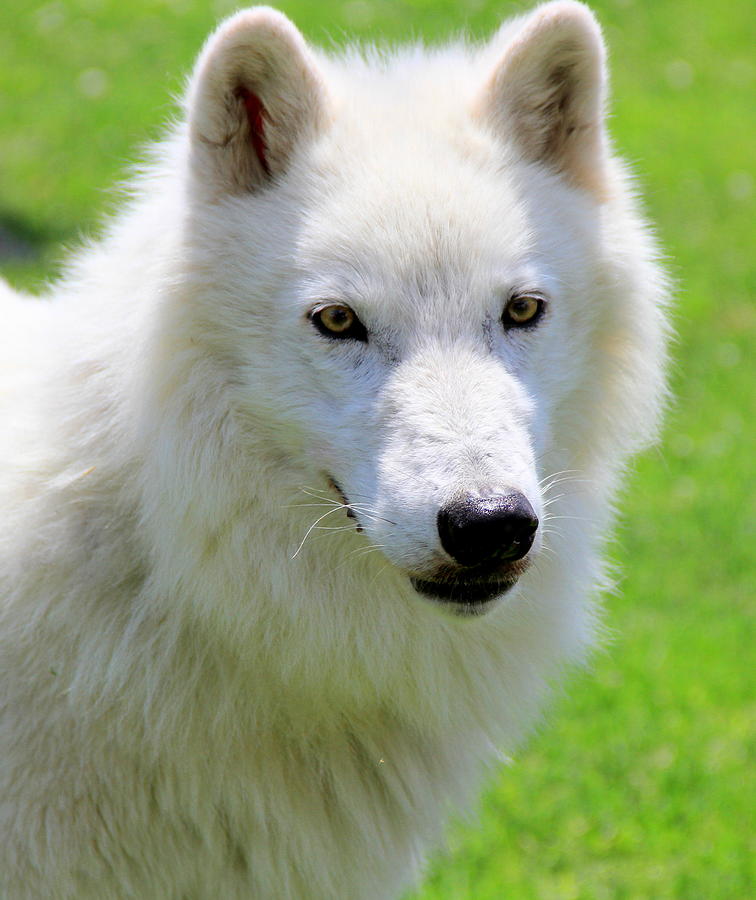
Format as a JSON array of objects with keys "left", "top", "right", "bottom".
[{"left": 437, "top": 492, "right": 538, "bottom": 568}]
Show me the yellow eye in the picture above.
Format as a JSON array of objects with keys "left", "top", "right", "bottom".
[
  {"left": 310, "top": 304, "right": 367, "bottom": 342},
  {"left": 502, "top": 295, "right": 544, "bottom": 328},
  {"left": 319, "top": 305, "right": 354, "bottom": 333}
]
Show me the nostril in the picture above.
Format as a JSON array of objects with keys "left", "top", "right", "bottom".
[{"left": 437, "top": 492, "right": 538, "bottom": 568}]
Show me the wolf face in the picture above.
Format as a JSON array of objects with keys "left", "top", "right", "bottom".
[{"left": 178, "top": 3, "right": 636, "bottom": 618}]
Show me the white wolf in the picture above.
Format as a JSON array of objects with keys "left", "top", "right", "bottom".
[{"left": 0, "top": 3, "right": 669, "bottom": 897}]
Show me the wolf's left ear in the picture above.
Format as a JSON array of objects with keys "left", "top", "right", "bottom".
[
  {"left": 186, "top": 7, "right": 329, "bottom": 195},
  {"left": 476, "top": 1, "right": 608, "bottom": 197}
]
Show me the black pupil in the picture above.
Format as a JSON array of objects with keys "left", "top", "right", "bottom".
[
  {"left": 512, "top": 299, "right": 532, "bottom": 318},
  {"left": 326, "top": 308, "right": 351, "bottom": 330}
]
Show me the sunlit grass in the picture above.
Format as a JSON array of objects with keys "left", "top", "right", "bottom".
[{"left": 1, "top": 2, "right": 752, "bottom": 897}]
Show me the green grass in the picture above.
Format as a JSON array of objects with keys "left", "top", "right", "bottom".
[{"left": 1, "top": 1, "right": 753, "bottom": 897}]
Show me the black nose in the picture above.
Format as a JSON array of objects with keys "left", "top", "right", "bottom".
[{"left": 437, "top": 492, "right": 538, "bottom": 568}]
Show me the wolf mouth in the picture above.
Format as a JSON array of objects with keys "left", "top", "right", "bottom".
[
  {"left": 327, "top": 476, "right": 524, "bottom": 606},
  {"left": 410, "top": 576, "right": 518, "bottom": 605}
]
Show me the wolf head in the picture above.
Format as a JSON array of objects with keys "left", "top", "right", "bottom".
[{"left": 157, "top": 2, "right": 667, "bottom": 626}]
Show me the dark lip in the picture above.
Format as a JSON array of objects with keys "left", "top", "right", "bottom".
[
  {"left": 327, "top": 476, "right": 363, "bottom": 532},
  {"left": 410, "top": 576, "right": 518, "bottom": 605}
]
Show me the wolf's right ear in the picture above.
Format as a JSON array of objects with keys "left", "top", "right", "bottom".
[{"left": 186, "top": 7, "right": 329, "bottom": 195}]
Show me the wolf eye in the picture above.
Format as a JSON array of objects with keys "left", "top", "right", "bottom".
[
  {"left": 309, "top": 304, "right": 367, "bottom": 342},
  {"left": 502, "top": 295, "right": 545, "bottom": 329}
]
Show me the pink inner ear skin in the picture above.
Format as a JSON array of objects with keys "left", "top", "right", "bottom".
[{"left": 239, "top": 88, "right": 269, "bottom": 175}]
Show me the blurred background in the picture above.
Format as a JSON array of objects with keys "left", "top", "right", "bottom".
[{"left": 0, "top": 1, "right": 752, "bottom": 897}]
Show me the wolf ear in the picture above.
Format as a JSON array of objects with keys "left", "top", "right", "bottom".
[
  {"left": 186, "top": 7, "right": 328, "bottom": 195},
  {"left": 476, "top": 1, "right": 608, "bottom": 196}
]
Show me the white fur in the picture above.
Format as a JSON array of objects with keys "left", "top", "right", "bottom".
[{"left": 0, "top": 4, "right": 669, "bottom": 897}]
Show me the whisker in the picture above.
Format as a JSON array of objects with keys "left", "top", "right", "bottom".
[
  {"left": 345, "top": 505, "right": 397, "bottom": 527},
  {"left": 333, "top": 543, "right": 386, "bottom": 573},
  {"left": 299, "top": 488, "right": 343, "bottom": 505},
  {"left": 368, "top": 561, "right": 392, "bottom": 589},
  {"left": 296, "top": 486, "right": 397, "bottom": 527},
  {"left": 286, "top": 502, "right": 343, "bottom": 510},
  {"left": 291, "top": 506, "right": 346, "bottom": 560},
  {"left": 310, "top": 524, "right": 356, "bottom": 533},
  {"left": 541, "top": 514, "right": 588, "bottom": 523},
  {"left": 538, "top": 468, "right": 581, "bottom": 486},
  {"left": 541, "top": 478, "right": 589, "bottom": 496}
]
